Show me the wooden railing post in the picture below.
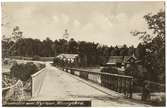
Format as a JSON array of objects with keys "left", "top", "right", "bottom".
[
  {"left": 31, "top": 77, "right": 33, "bottom": 97},
  {"left": 119, "top": 77, "right": 122, "bottom": 93},
  {"left": 124, "top": 78, "right": 127, "bottom": 96},
  {"left": 116, "top": 77, "right": 119, "bottom": 92},
  {"left": 129, "top": 78, "right": 133, "bottom": 98},
  {"left": 71, "top": 69, "right": 74, "bottom": 75}
]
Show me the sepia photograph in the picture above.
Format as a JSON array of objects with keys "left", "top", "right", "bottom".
[{"left": 1, "top": 1, "right": 165, "bottom": 107}]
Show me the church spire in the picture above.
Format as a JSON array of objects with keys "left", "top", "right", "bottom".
[{"left": 63, "top": 29, "right": 69, "bottom": 40}]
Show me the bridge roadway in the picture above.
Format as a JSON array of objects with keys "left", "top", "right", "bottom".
[{"left": 31, "top": 63, "right": 149, "bottom": 107}]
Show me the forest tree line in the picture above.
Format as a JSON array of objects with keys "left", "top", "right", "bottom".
[{"left": 2, "top": 37, "right": 136, "bottom": 66}]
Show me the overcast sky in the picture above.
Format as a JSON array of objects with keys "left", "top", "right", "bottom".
[{"left": 2, "top": 2, "right": 164, "bottom": 47}]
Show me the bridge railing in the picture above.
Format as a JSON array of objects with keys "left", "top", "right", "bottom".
[
  {"left": 31, "top": 67, "right": 47, "bottom": 97},
  {"left": 62, "top": 67, "right": 133, "bottom": 98}
]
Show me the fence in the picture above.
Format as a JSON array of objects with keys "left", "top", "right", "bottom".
[
  {"left": 10, "top": 56, "right": 54, "bottom": 61},
  {"left": 2, "top": 80, "right": 24, "bottom": 101},
  {"left": 2, "top": 67, "right": 47, "bottom": 100},
  {"left": 31, "top": 68, "right": 47, "bottom": 97},
  {"left": 10, "top": 56, "right": 33, "bottom": 60},
  {"left": 132, "top": 79, "right": 165, "bottom": 93},
  {"left": 62, "top": 67, "right": 134, "bottom": 98},
  {"left": 146, "top": 80, "right": 165, "bottom": 92},
  {"left": 38, "top": 57, "right": 54, "bottom": 61}
]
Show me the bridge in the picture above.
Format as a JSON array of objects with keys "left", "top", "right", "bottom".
[{"left": 29, "top": 62, "right": 150, "bottom": 107}]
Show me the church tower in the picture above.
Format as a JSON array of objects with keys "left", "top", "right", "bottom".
[{"left": 63, "top": 29, "right": 69, "bottom": 40}]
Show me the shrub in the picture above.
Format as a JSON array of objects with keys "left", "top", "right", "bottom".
[
  {"left": 151, "top": 96, "right": 166, "bottom": 106},
  {"left": 32, "top": 55, "right": 40, "bottom": 61},
  {"left": 10, "top": 62, "right": 38, "bottom": 81}
]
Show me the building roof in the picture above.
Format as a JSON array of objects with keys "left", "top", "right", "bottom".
[
  {"left": 56, "top": 54, "right": 79, "bottom": 60},
  {"left": 123, "top": 55, "right": 137, "bottom": 63},
  {"left": 122, "top": 56, "right": 130, "bottom": 63},
  {"left": 106, "top": 55, "right": 137, "bottom": 65},
  {"left": 106, "top": 56, "right": 123, "bottom": 65}
]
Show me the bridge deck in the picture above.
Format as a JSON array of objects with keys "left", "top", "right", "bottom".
[{"left": 31, "top": 64, "right": 150, "bottom": 107}]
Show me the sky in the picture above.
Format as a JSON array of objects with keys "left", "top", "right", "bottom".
[{"left": 2, "top": 2, "right": 164, "bottom": 47}]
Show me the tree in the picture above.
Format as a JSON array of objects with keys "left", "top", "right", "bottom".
[
  {"left": 132, "top": 10, "right": 165, "bottom": 83},
  {"left": 128, "top": 45, "right": 135, "bottom": 56},
  {"left": 144, "top": 11, "right": 165, "bottom": 42},
  {"left": 114, "top": 46, "right": 120, "bottom": 56},
  {"left": 68, "top": 38, "right": 78, "bottom": 53},
  {"left": 120, "top": 44, "right": 128, "bottom": 56},
  {"left": 58, "top": 39, "right": 68, "bottom": 53},
  {"left": 42, "top": 37, "right": 54, "bottom": 57}
]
